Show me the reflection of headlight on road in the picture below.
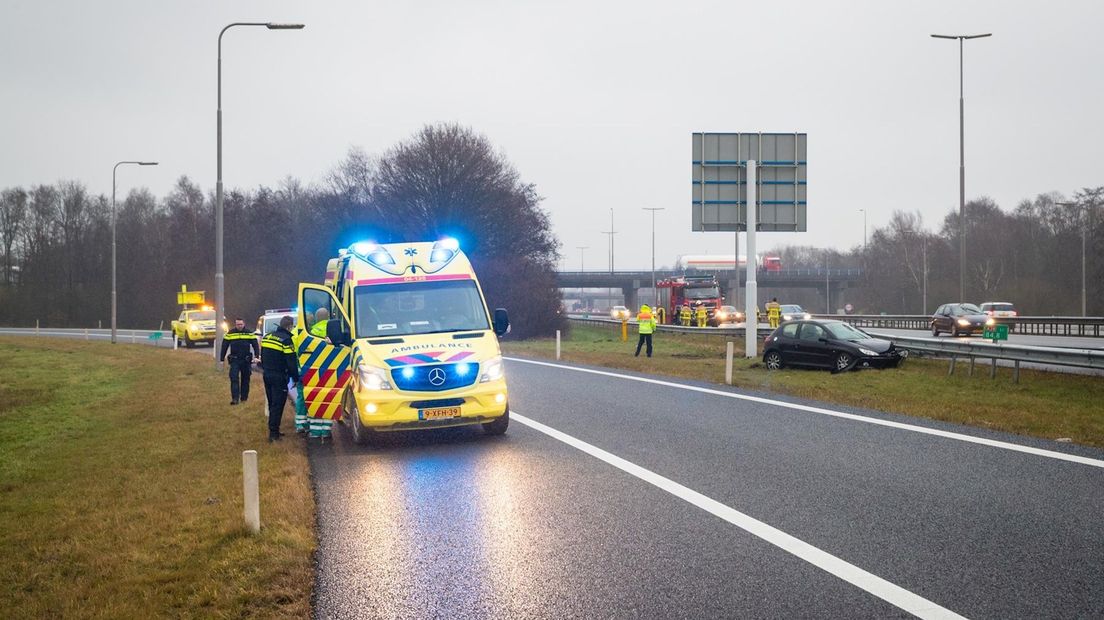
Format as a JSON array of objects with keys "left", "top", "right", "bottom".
[
  {"left": 480, "top": 356, "right": 504, "bottom": 383},
  {"left": 859, "top": 348, "right": 878, "bottom": 356},
  {"left": 359, "top": 363, "right": 393, "bottom": 390},
  {"left": 957, "top": 319, "right": 971, "bottom": 326}
]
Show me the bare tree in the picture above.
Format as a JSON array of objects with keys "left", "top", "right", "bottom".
[{"left": 0, "top": 187, "right": 27, "bottom": 285}]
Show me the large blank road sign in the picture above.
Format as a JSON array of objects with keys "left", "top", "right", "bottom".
[{"left": 692, "top": 132, "right": 807, "bottom": 232}]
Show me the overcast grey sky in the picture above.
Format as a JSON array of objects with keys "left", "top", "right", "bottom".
[{"left": 2, "top": 0, "right": 1101, "bottom": 270}]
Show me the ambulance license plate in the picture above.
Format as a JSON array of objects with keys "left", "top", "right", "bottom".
[{"left": 419, "top": 406, "right": 461, "bottom": 420}]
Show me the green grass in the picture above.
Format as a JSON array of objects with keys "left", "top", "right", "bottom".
[
  {"left": 0, "top": 337, "right": 314, "bottom": 618},
  {"left": 503, "top": 323, "right": 1104, "bottom": 448}
]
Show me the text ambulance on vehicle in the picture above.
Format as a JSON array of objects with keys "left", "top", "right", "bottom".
[{"left": 293, "top": 238, "right": 511, "bottom": 444}]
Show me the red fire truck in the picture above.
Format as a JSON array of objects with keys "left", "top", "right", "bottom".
[{"left": 656, "top": 275, "right": 725, "bottom": 325}]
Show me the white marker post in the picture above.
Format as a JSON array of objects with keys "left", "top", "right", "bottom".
[
  {"left": 556, "top": 330, "right": 561, "bottom": 360},
  {"left": 725, "top": 341, "right": 734, "bottom": 385},
  {"left": 242, "top": 450, "right": 260, "bottom": 533},
  {"left": 744, "top": 160, "right": 758, "bottom": 358}
]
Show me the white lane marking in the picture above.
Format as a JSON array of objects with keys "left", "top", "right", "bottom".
[
  {"left": 511, "top": 410, "right": 966, "bottom": 619},
  {"left": 505, "top": 357, "right": 1104, "bottom": 470}
]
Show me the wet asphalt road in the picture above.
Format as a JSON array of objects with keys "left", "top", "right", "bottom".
[{"left": 309, "top": 357, "right": 1104, "bottom": 619}]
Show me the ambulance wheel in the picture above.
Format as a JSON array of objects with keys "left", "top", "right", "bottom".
[
  {"left": 347, "top": 399, "right": 373, "bottom": 446},
  {"left": 482, "top": 407, "right": 509, "bottom": 436}
]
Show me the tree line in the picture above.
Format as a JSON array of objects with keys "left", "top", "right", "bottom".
[{"left": 0, "top": 123, "right": 564, "bottom": 338}]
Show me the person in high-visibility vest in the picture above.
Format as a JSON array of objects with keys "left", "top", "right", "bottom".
[
  {"left": 679, "top": 304, "right": 692, "bottom": 326},
  {"left": 695, "top": 304, "right": 708, "bottom": 328},
  {"left": 310, "top": 307, "right": 330, "bottom": 339},
  {"left": 766, "top": 297, "right": 782, "bottom": 328},
  {"left": 634, "top": 304, "right": 656, "bottom": 357}
]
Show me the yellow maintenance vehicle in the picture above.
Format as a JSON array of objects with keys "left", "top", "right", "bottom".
[
  {"left": 171, "top": 286, "right": 218, "bottom": 348},
  {"left": 293, "top": 238, "right": 511, "bottom": 444}
]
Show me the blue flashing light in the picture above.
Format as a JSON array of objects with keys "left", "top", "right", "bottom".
[
  {"left": 455, "top": 363, "right": 471, "bottom": 376},
  {"left": 401, "top": 367, "right": 415, "bottom": 379},
  {"left": 430, "top": 248, "right": 454, "bottom": 263},
  {"left": 350, "top": 241, "right": 376, "bottom": 256},
  {"left": 439, "top": 237, "right": 460, "bottom": 251}
]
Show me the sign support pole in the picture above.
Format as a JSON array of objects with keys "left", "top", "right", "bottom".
[{"left": 744, "top": 160, "right": 758, "bottom": 358}]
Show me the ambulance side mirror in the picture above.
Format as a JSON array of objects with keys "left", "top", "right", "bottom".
[
  {"left": 337, "top": 317, "right": 353, "bottom": 346},
  {"left": 493, "top": 308, "right": 510, "bottom": 336}
]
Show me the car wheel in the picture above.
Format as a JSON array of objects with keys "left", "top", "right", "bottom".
[
  {"left": 951, "top": 326, "right": 960, "bottom": 337},
  {"left": 931, "top": 324, "right": 939, "bottom": 337},
  {"left": 184, "top": 334, "right": 195, "bottom": 348},
  {"left": 834, "top": 352, "right": 854, "bottom": 372},
  {"left": 482, "top": 407, "right": 509, "bottom": 436},
  {"left": 764, "top": 351, "right": 783, "bottom": 370}
]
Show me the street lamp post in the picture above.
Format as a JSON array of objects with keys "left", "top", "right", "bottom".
[
  {"left": 642, "top": 208, "right": 664, "bottom": 306},
  {"left": 216, "top": 21, "right": 303, "bottom": 364},
  {"left": 112, "top": 160, "right": 158, "bottom": 344},
  {"left": 932, "top": 32, "right": 990, "bottom": 302},
  {"left": 576, "top": 246, "right": 589, "bottom": 271},
  {"left": 859, "top": 208, "right": 867, "bottom": 249},
  {"left": 1057, "top": 201, "right": 1087, "bottom": 316}
]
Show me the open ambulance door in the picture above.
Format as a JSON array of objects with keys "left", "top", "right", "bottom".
[{"left": 294, "top": 283, "right": 354, "bottom": 421}]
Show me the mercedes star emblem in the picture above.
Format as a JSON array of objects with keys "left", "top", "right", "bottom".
[{"left": 428, "top": 368, "right": 446, "bottom": 386}]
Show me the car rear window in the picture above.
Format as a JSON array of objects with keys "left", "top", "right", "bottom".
[{"left": 987, "top": 303, "right": 1015, "bottom": 311}]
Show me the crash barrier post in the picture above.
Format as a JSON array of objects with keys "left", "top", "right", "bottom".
[
  {"left": 555, "top": 330, "right": 561, "bottom": 360},
  {"left": 131, "top": 330, "right": 137, "bottom": 344},
  {"left": 35, "top": 319, "right": 39, "bottom": 335},
  {"left": 242, "top": 450, "right": 260, "bottom": 534},
  {"left": 84, "top": 328, "right": 89, "bottom": 340},
  {"left": 725, "top": 341, "right": 734, "bottom": 385},
  {"left": 948, "top": 355, "right": 957, "bottom": 375},
  {"left": 1013, "top": 360, "right": 1021, "bottom": 383},
  {"left": 173, "top": 332, "right": 178, "bottom": 350}
]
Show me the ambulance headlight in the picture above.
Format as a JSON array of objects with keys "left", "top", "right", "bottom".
[
  {"left": 480, "top": 356, "right": 504, "bottom": 383},
  {"left": 358, "top": 363, "right": 393, "bottom": 390}
]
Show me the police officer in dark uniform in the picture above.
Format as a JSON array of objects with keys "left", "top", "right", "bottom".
[
  {"left": 219, "top": 317, "right": 260, "bottom": 405},
  {"left": 260, "top": 316, "right": 300, "bottom": 442}
]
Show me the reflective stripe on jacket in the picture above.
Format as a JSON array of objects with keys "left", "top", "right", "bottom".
[{"left": 637, "top": 312, "right": 656, "bottom": 334}]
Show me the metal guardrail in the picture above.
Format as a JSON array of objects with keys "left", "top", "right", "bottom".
[
  {"left": 566, "top": 317, "right": 1104, "bottom": 376},
  {"left": 814, "top": 314, "right": 1104, "bottom": 337},
  {"left": 0, "top": 327, "right": 177, "bottom": 348}
]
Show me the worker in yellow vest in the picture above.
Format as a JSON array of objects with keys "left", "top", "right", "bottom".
[
  {"left": 695, "top": 304, "right": 708, "bottom": 328},
  {"left": 766, "top": 298, "right": 782, "bottom": 328},
  {"left": 679, "top": 304, "right": 692, "bottom": 326},
  {"left": 634, "top": 304, "right": 656, "bottom": 357}
]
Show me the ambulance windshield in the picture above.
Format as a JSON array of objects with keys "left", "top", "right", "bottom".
[{"left": 354, "top": 279, "right": 490, "bottom": 337}]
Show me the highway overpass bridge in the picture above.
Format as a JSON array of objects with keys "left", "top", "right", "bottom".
[{"left": 556, "top": 268, "right": 863, "bottom": 310}]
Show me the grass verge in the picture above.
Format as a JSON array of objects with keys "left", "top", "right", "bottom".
[
  {"left": 0, "top": 337, "right": 313, "bottom": 618},
  {"left": 502, "top": 323, "right": 1104, "bottom": 448}
]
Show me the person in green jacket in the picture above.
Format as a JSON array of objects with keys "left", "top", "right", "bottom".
[{"left": 634, "top": 304, "right": 657, "bottom": 357}]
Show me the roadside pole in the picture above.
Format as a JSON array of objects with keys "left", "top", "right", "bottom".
[
  {"left": 744, "top": 161, "right": 758, "bottom": 358},
  {"left": 725, "top": 341, "right": 734, "bottom": 384},
  {"left": 242, "top": 450, "right": 260, "bottom": 533},
  {"left": 555, "top": 330, "right": 561, "bottom": 360}
]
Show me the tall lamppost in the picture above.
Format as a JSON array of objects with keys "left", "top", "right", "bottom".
[
  {"left": 642, "top": 207, "right": 664, "bottom": 305},
  {"left": 576, "top": 246, "right": 589, "bottom": 271},
  {"left": 859, "top": 208, "right": 867, "bottom": 249},
  {"left": 112, "top": 160, "right": 158, "bottom": 344},
  {"left": 931, "top": 32, "right": 991, "bottom": 302},
  {"left": 1057, "top": 201, "right": 1087, "bottom": 316},
  {"left": 216, "top": 21, "right": 303, "bottom": 363}
]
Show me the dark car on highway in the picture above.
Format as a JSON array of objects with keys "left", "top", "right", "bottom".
[
  {"left": 762, "top": 319, "right": 903, "bottom": 373},
  {"left": 930, "top": 303, "right": 994, "bottom": 337}
]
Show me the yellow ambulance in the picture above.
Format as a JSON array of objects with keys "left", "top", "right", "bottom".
[{"left": 293, "top": 238, "right": 510, "bottom": 444}]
